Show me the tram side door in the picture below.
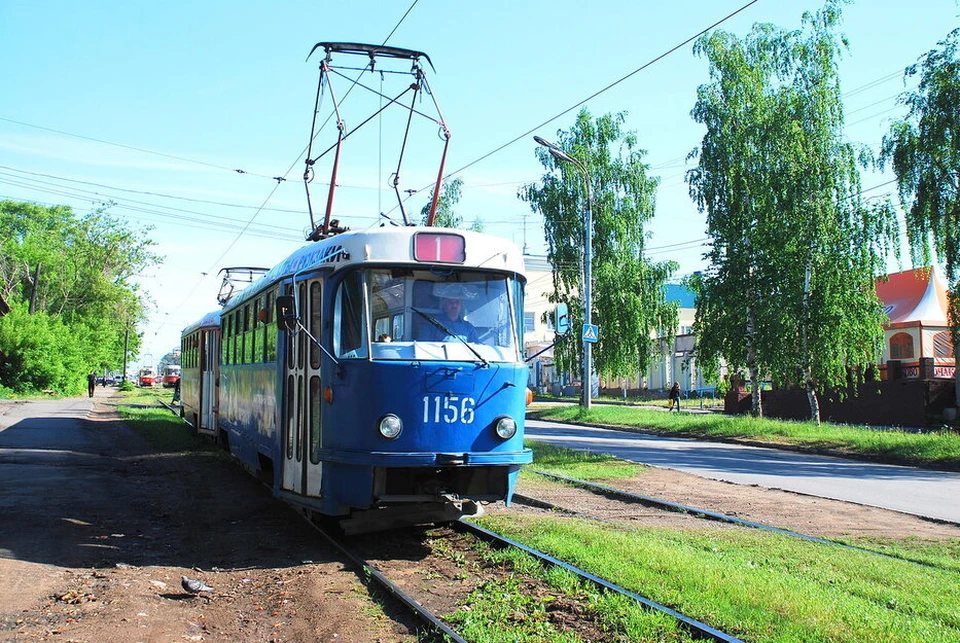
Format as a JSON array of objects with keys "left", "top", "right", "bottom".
[
  {"left": 199, "top": 328, "right": 219, "bottom": 435},
  {"left": 280, "top": 280, "right": 323, "bottom": 496}
]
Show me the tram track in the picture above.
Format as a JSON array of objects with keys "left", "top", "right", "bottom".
[
  {"left": 519, "top": 469, "right": 957, "bottom": 570},
  {"left": 300, "top": 516, "right": 747, "bottom": 643},
  {"left": 307, "top": 520, "right": 469, "bottom": 643}
]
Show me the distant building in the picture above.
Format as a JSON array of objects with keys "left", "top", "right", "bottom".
[
  {"left": 876, "top": 267, "right": 954, "bottom": 379},
  {"left": 521, "top": 254, "right": 706, "bottom": 393},
  {"left": 523, "top": 255, "right": 561, "bottom": 391}
]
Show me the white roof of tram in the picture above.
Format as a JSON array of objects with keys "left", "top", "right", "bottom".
[
  {"left": 221, "top": 227, "right": 527, "bottom": 311},
  {"left": 266, "top": 227, "right": 526, "bottom": 279}
]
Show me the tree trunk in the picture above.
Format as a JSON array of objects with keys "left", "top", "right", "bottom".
[
  {"left": 805, "top": 376, "right": 821, "bottom": 425},
  {"left": 801, "top": 260, "right": 819, "bottom": 424},
  {"left": 746, "top": 303, "right": 763, "bottom": 417},
  {"left": 28, "top": 263, "right": 41, "bottom": 314},
  {"left": 749, "top": 364, "right": 763, "bottom": 417}
]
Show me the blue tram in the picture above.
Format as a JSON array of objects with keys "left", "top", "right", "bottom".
[{"left": 181, "top": 227, "right": 533, "bottom": 532}]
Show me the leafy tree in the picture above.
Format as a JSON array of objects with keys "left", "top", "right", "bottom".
[
  {"left": 881, "top": 27, "right": 960, "bottom": 404},
  {"left": 521, "top": 109, "right": 678, "bottom": 384},
  {"left": 0, "top": 200, "right": 157, "bottom": 394},
  {"left": 687, "top": 1, "right": 898, "bottom": 422},
  {"left": 419, "top": 178, "right": 482, "bottom": 231}
]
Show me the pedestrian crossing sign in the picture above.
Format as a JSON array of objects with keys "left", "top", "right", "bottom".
[{"left": 582, "top": 324, "right": 599, "bottom": 343}]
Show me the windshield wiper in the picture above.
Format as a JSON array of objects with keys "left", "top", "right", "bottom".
[{"left": 412, "top": 307, "right": 489, "bottom": 367}]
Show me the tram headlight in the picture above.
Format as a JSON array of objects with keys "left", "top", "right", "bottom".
[
  {"left": 493, "top": 416, "right": 517, "bottom": 440},
  {"left": 378, "top": 414, "right": 403, "bottom": 439}
]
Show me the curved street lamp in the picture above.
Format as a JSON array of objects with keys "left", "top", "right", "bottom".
[{"left": 534, "top": 136, "right": 594, "bottom": 410}]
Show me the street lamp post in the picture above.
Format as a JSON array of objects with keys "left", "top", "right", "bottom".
[{"left": 534, "top": 136, "right": 593, "bottom": 410}]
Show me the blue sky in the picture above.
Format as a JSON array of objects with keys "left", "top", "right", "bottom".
[{"left": 2, "top": 0, "right": 958, "bottom": 368}]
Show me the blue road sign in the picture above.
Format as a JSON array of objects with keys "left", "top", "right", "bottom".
[{"left": 582, "top": 324, "right": 599, "bottom": 343}]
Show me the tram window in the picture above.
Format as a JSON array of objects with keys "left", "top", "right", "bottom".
[
  {"left": 231, "top": 312, "right": 238, "bottom": 365},
  {"left": 283, "top": 286, "right": 294, "bottom": 369},
  {"left": 264, "top": 291, "right": 275, "bottom": 363},
  {"left": 222, "top": 315, "right": 232, "bottom": 365},
  {"left": 266, "top": 321, "right": 277, "bottom": 363},
  {"left": 374, "top": 316, "right": 391, "bottom": 341},
  {"left": 230, "top": 312, "right": 238, "bottom": 365},
  {"left": 296, "top": 374, "right": 304, "bottom": 463},
  {"left": 309, "top": 375, "right": 321, "bottom": 464},
  {"left": 310, "top": 281, "right": 322, "bottom": 369},
  {"left": 285, "top": 374, "right": 295, "bottom": 460},
  {"left": 334, "top": 272, "right": 368, "bottom": 359},
  {"left": 252, "top": 298, "right": 261, "bottom": 363},
  {"left": 392, "top": 314, "right": 404, "bottom": 341},
  {"left": 246, "top": 305, "right": 255, "bottom": 364},
  {"left": 297, "top": 283, "right": 307, "bottom": 370},
  {"left": 265, "top": 291, "right": 275, "bottom": 324}
]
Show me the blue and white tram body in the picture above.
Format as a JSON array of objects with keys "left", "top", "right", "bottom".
[{"left": 184, "top": 226, "right": 533, "bottom": 532}]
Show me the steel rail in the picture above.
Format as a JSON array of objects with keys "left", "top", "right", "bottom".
[
  {"left": 456, "top": 520, "right": 745, "bottom": 643},
  {"left": 307, "top": 521, "right": 469, "bottom": 643}
]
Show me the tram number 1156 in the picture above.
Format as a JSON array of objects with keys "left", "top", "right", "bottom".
[{"left": 422, "top": 395, "right": 476, "bottom": 424}]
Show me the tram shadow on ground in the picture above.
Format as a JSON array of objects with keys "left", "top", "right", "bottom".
[{"left": 0, "top": 408, "right": 337, "bottom": 572}]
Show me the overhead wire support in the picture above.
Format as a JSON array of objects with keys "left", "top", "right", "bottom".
[
  {"left": 301, "top": 41, "right": 449, "bottom": 239},
  {"left": 391, "top": 64, "right": 426, "bottom": 225}
]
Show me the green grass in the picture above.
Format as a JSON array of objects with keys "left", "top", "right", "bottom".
[
  {"left": 529, "top": 405, "right": 960, "bottom": 470},
  {"left": 523, "top": 439, "right": 643, "bottom": 480},
  {"left": 114, "top": 387, "right": 217, "bottom": 454},
  {"left": 836, "top": 535, "right": 960, "bottom": 572},
  {"left": 474, "top": 514, "right": 960, "bottom": 643},
  {"left": 445, "top": 535, "right": 698, "bottom": 642}
]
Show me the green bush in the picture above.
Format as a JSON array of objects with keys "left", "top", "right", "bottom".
[{"left": 0, "top": 307, "right": 86, "bottom": 395}]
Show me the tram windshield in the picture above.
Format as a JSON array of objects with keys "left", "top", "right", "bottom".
[{"left": 334, "top": 268, "right": 524, "bottom": 363}]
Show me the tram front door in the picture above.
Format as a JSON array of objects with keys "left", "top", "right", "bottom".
[{"left": 280, "top": 280, "right": 323, "bottom": 498}]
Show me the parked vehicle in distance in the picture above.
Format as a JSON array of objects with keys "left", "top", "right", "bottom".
[
  {"left": 161, "top": 365, "right": 181, "bottom": 388},
  {"left": 137, "top": 367, "right": 158, "bottom": 387}
]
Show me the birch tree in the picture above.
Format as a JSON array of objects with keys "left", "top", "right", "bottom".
[
  {"left": 687, "top": 1, "right": 897, "bottom": 421},
  {"left": 521, "top": 109, "right": 677, "bottom": 383},
  {"left": 881, "top": 27, "right": 960, "bottom": 405}
]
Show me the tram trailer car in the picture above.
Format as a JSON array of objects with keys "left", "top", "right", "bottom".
[
  {"left": 181, "top": 310, "right": 221, "bottom": 437},
  {"left": 182, "top": 227, "right": 533, "bottom": 533}
]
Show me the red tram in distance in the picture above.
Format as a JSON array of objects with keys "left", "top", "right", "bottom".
[
  {"left": 137, "top": 367, "right": 157, "bottom": 387},
  {"left": 161, "top": 364, "right": 181, "bottom": 388}
]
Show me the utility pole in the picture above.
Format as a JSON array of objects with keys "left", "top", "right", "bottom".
[
  {"left": 122, "top": 325, "right": 129, "bottom": 383},
  {"left": 534, "top": 136, "right": 594, "bottom": 410}
]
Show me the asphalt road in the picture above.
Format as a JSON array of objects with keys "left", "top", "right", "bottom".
[
  {"left": 0, "top": 393, "right": 123, "bottom": 566},
  {"left": 525, "top": 418, "right": 960, "bottom": 524}
]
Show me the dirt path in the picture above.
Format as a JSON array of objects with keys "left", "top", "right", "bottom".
[{"left": 0, "top": 391, "right": 417, "bottom": 642}]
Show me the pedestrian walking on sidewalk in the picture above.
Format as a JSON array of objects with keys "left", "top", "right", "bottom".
[{"left": 668, "top": 382, "right": 681, "bottom": 412}]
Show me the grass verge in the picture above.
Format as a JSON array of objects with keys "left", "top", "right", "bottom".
[
  {"left": 522, "top": 439, "right": 643, "bottom": 480},
  {"left": 529, "top": 405, "right": 960, "bottom": 470},
  {"left": 113, "top": 387, "right": 217, "bottom": 454}
]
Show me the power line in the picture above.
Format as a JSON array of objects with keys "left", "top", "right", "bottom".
[
  {"left": 0, "top": 115, "right": 282, "bottom": 182},
  {"left": 0, "top": 165, "right": 304, "bottom": 214},
  {"left": 151, "top": 0, "right": 424, "bottom": 334},
  {"left": 441, "top": 0, "right": 763, "bottom": 181}
]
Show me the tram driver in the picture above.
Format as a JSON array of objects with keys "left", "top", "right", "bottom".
[{"left": 421, "top": 283, "right": 479, "bottom": 343}]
